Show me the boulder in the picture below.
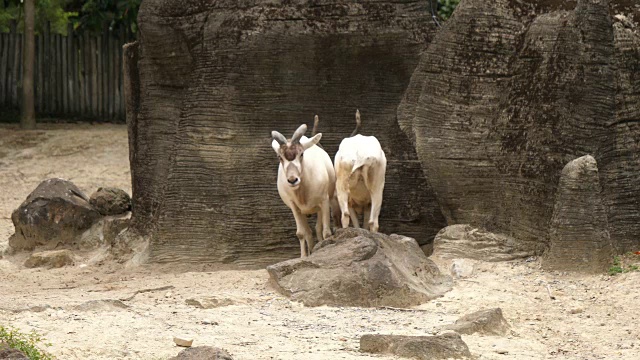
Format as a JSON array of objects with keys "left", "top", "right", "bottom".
[
  {"left": 24, "top": 250, "right": 75, "bottom": 269},
  {"left": 433, "top": 225, "right": 532, "bottom": 262},
  {"left": 9, "top": 178, "right": 102, "bottom": 251},
  {"left": 267, "top": 228, "right": 452, "bottom": 307},
  {"left": 0, "top": 343, "right": 28, "bottom": 360},
  {"left": 89, "top": 187, "right": 131, "bottom": 216},
  {"left": 398, "top": 0, "right": 640, "bottom": 255},
  {"left": 543, "top": 156, "right": 614, "bottom": 272},
  {"left": 125, "top": 0, "right": 445, "bottom": 266},
  {"left": 440, "top": 308, "right": 510, "bottom": 336},
  {"left": 360, "top": 332, "right": 471, "bottom": 360},
  {"left": 169, "top": 346, "right": 233, "bottom": 360}
]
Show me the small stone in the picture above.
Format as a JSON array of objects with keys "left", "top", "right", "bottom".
[
  {"left": 174, "top": 337, "right": 194, "bottom": 347},
  {"left": 569, "top": 308, "right": 583, "bottom": 314},
  {"left": 89, "top": 187, "right": 131, "bottom": 216},
  {"left": 169, "top": 346, "right": 233, "bottom": 360},
  {"left": 165, "top": 292, "right": 173, "bottom": 298},
  {"left": 496, "top": 348, "right": 509, "bottom": 354},
  {"left": 24, "top": 250, "right": 75, "bottom": 269}
]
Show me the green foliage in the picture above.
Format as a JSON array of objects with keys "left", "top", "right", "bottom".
[
  {"left": 0, "top": 325, "right": 54, "bottom": 360},
  {"left": 438, "top": 0, "right": 461, "bottom": 21},
  {"left": 0, "top": 0, "right": 76, "bottom": 34},
  {"left": 608, "top": 253, "right": 640, "bottom": 276},
  {"left": 74, "top": 0, "right": 140, "bottom": 34}
]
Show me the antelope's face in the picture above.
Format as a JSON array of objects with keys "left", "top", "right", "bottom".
[{"left": 271, "top": 124, "right": 322, "bottom": 189}]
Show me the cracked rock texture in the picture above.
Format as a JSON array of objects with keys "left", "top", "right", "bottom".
[
  {"left": 398, "top": 0, "right": 640, "bottom": 257},
  {"left": 127, "top": 0, "right": 443, "bottom": 265},
  {"left": 266, "top": 228, "right": 452, "bottom": 307}
]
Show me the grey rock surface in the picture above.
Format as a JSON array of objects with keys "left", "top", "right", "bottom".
[
  {"left": 360, "top": 332, "right": 471, "bottom": 359},
  {"left": 543, "top": 156, "right": 613, "bottom": 272},
  {"left": 9, "top": 178, "right": 102, "bottom": 251},
  {"left": 267, "top": 228, "right": 452, "bottom": 307}
]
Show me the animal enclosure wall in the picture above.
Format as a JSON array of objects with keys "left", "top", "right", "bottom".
[
  {"left": 0, "top": 21, "right": 134, "bottom": 120},
  {"left": 127, "top": 0, "right": 445, "bottom": 265}
]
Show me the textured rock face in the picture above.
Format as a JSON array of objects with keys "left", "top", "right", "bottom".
[
  {"left": 441, "top": 308, "right": 510, "bottom": 336},
  {"left": 543, "top": 156, "right": 613, "bottom": 272},
  {"left": 0, "top": 343, "right": 28, "bottom": 360},
  {"left": 9, "top": 178, "right": 102, "bottom": 251},
  {"left": 127, "top": 0, "right": 444, "bottom": 265},
  {"left": 398, "top": 0, "right": 640, "bottom": 255},
  {"left": 267, "top": 228, "right": 452, "bottom": 307},
  {"left": 89, "top": 187, "right": 131, "bottom": 216},
  {"left": 433, "top": 224, "right": 533, "bottom": 261},
  {"left": 360, "top": 332, "right": 471, "bottom": 360}
]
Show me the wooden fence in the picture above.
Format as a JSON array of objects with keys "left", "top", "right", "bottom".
[{"left": 0, "top": 21, "right": 135, "bottom": 121}]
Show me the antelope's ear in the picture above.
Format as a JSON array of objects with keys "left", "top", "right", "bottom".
[
  {"left": 301, "top": 133, "right": 322, "bottom": 150},
  {"left": 271, "top": 139, "right": 281, "bottom": 154}
]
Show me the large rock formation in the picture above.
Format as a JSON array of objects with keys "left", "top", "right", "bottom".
[
  {"left": 126, "top": 0, "right": 444, "bottom": 265},
  {"left": 398, "top": 0, "right": 640, "bottom": 255},
  {"left": 267, "top": 228, "right": 452, "bottom": 307},
  {"left": 543, "top": 156, "right": 613, "bottom": 272}
]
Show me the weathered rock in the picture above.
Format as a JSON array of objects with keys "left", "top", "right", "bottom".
[
  {"left": 398, "top": 0, "right": 640, "bottom": 255},
  {"left": 78, "top": 214, "right": 131, "bottom": 249},
  {"left": 89, "top": 187, "right": 131, "bottom": 216},
  {"left": 0, "top": 343, "right": 28, "bottom": 360},
  {"left": 24, "top": 250, "right": 75, "bottom": 268},
  {"left": 433, "top": 225, "right": 532, "bottom": 262},
  {"left": 9, "top": 178, "right": 102, "bottom": 251},
  {"left": 449, "top": 259, "right": 477, "bottom": 279},
  {"left": 173, "top": 337, "right": 194, "bottom": 348},
  {"left": 72, "top": 299, "right": 129, "bottom": 312},
  {"left": 185, "top": 296, "right": 248, "bottom": 309},
  {"left": 543, "top": 156, "right": 614, "bottom": 272},
  {"left": 126, "top": 0, "right": 445, "bottom": 266},
  {"left": 360, "top": 332, "right": 471, "bottom": 360},
  {"left": 440, "top": 308, "right": 510, "bottom": 336},
  {"left": 267, "top": 228, "right": 451, "bottom": 307},
  {"left": 170, "top": 346, "right": 233, "bottom": 360}
]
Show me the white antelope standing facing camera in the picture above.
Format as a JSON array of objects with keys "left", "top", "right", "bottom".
[
  {"left": 271, "top": 119, "right": 336, "bottom": 257},
  {"left": 334, "top": 110, "right": 387, "bottom": 232}
]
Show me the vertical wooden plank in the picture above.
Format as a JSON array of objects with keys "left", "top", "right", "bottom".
[
  {"left": 108, "top": 31, "right": 114, "bottom": 119},
  {"left": 13, "top": 32, "right": 22, "bottom": 107},
  {"left": 119, "top": 27, "right": 126, "bottom": 118},
  {"left": 51, "top": 32, "right": 57, "bottom": 113},
  {"left": 43, "top": 22, "right": 50, "bottom": 114},
  {"left": 37, "top": 31, "right": 44, "bottom": 112},
  {"left": 84, "top": 31, "right": 92, "bottom": 115},
  {"left": 114, "top": 29, "right": 121, "bottom": 120},
  {"left": 91, "top": 34, "right": 98, "bottom": 117},
  {"left": 58, "top": 33, "right": 63, "bottom": 114},
  {"left": 97, "top": 31, "right": 104, "bottom": 118},
  {"left": 5, "top": 22, "right": 15, "bottom": 107},
  {"left": 62, "top": 32, "right": 68, "bottom": 113},
  {"left": 34, "top": 33, "right": 38, "bottom": 112},
  {"left": 0, "top": 33, "right": 7, "bottom": 105},
  {"left": 79, "top": 33, "right": 86, "bottom": 115},
  {"left": 72, "top": 28, "right": 79, "bottom": 115},
  {"left": 9, "top": 21, "right": 18, "bottom": 107},
  {"left": 67, "top": 23, "right": 74, "bottom": 114}
]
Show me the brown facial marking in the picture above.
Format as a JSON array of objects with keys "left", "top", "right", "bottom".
[{"left": 281, "top": 143, "right": 303, "bottom": 161}]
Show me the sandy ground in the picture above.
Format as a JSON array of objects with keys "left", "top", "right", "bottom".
[{"left": 0, "top": 123, "right": 639, "bottom": 360}]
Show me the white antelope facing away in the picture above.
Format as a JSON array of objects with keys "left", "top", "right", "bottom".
[
  {"left": 271, "top": 118, "right": 336, "bottom": 257},
  {"left": 334, "top": 110, "right": 387, "bottom": 232}
]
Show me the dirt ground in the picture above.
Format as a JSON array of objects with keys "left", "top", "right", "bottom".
[{"left": 0, "top": 123, "right": 639, "bottom": 360}]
